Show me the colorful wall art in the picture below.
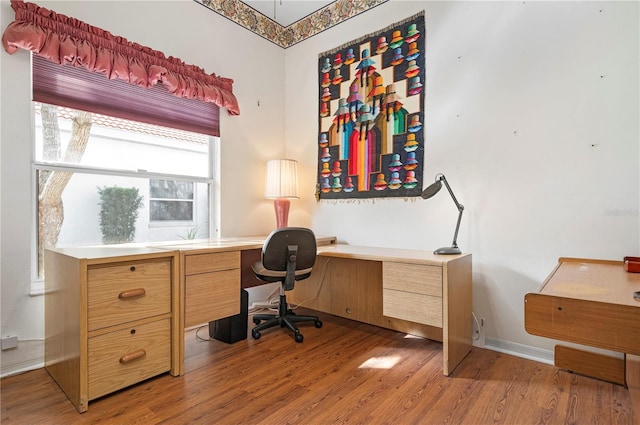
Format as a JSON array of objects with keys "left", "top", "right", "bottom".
[{"left": 316, "top": 12, "right": 425, "bottom": 200}]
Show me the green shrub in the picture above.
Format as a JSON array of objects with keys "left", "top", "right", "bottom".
[{"left": 98, "top": 186, "right": 143, "bottom": 244}]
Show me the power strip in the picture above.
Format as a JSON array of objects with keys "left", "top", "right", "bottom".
[{"left": 252, "top": 301, "right": 278, "bottom": 309}]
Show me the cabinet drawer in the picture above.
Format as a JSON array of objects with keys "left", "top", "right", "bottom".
[
  {"left": 185, "top": 251, "right": 240, "bottom": 275},
  {"left": 185, "top": 269, "right": 240, "bottom": 327},
  {"left": 383, "top": 288, "right": 442, "bottom": 327},
  {"left": 383, "top": 262, "right": 442, "bottom": 297},
  {"left": 88, "top": 318, "right": 171, "bottom": 400},
  {"left": 88, "top": 260, "right": 171, "bottom": 331}
]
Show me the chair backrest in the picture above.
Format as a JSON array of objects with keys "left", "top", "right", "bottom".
[{"left": 261, "top": 227, "right": 317, "bottom": 273}]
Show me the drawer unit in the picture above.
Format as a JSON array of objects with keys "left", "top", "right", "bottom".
[
  {"left": 183, "top": 251, "right": 241, "bottom": 328},
  {"left": 88, "top": 259, "right": 172, "bottom": 331},
  {"left": 88, "top": 318, "right": 171, "bottom": 400},
  {"left": 382, "top": 262, "right": 443, "bottom": 326},
  {"left": 44, "top": 248, "right": 179, "bottom": 413}
]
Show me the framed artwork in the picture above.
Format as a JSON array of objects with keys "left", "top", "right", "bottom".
[{"left": 316, "top": 12, "right": 425, "bottom": 200}]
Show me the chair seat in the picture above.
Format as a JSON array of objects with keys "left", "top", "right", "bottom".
[{"left": 252, "top": 261, "right": 312, "bottom": 283}]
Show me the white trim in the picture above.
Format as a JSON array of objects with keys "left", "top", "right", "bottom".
[
  {"left": 33, "top": 162, "right": 214, "bottom": 184},
  {"left": 483, "top": 337, "right": 554, "bottom": 365},
  {"left": 0, "top": 340, "right": 45, "bottom": 378},
  {"left": 29, "top": 278, "right": 45, "bottom": 296},
  {"left": 211, "top": 137, "right": 221, "bottom": 238}
]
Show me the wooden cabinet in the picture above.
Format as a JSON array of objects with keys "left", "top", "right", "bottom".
[
  {"left": 525, "top": 257, "right": 640, "bottom": 418},
  {"left": 183, "top": 251, "right": 240, "bottom": 328},
  {"left": 44, "top": 247, "right": 180, "bottom": 413}
]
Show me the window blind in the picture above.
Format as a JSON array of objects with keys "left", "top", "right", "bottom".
[{"left": 33, "top": 54, "right": 220, "bottom": 137}]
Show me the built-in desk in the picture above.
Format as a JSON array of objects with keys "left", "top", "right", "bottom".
[
  {"left": 290, "top": 245, "right": 473, "bottom": 376},
  {"left": 524, "top": 257, "right": 640, "bottom": 421},
  {"left": 45, "top": 237, "right": 472, "bottom": 412}
]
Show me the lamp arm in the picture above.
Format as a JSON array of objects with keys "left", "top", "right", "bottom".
[
  {"left": 451, "top": 205, "right": 464, "bottom": 248},
  {"left": 439, "top": 175, "right": 463, "bottom": 211},
  {"left": 439, "top": 175, "right": 464, "bottom": 248}
]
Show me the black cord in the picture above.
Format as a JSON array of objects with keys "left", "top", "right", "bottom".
[{"left": 194, "top": 324, "right": 213, "bottom": 342}]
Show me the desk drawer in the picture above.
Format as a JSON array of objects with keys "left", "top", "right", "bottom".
[
  {"left": 185, "top": 251, "right": 240, "bottom": 275},
  {"left": 185, "top": 269, "right": 240, "bottom": 327},
  {"left": 383, "top": 288, "right": 442, "bottom": 327},
  {"left": 88, "top": 260, "right": 171, "bottom": 331},
  {"left": 383, "top": 262, "right": 442, "bottom": 297},
  {"left": 88, "top": 318, "right": 171, "bottom": 400}
]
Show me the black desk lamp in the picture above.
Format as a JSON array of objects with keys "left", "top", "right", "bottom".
[{"left": 421, "top": 173, "right": 464, "bottom": 255}]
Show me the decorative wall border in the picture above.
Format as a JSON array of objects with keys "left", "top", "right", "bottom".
[{"left": 195, "top": 0, "right": 390, "bottom": 49}]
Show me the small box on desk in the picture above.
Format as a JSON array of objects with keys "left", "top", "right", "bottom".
[
  {"left": 209, "top": 289, "right": 248, "bottom": 343},
  {"left": 624, "top": 257, "right": 640, "bottom": 273}
]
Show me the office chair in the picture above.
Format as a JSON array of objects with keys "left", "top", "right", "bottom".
[{"left": 251, "top": 227, "right": 322, "bottom": 343}]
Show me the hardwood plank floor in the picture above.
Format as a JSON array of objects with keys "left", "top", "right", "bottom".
[{"left": 1, "top": 310, "right": 635, "bottom": 424}]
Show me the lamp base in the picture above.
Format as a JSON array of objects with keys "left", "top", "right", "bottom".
[
  {"left": 273, "top": 198, "right": 291, "bottom": 229},
  {"left": 433, "top": 246, "right": 461, "bottom": 255}
]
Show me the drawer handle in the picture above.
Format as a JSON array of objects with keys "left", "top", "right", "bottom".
[
  {"left": 119, "top": 349, "right": 146, "bottom": 364},
  {"left": 118, "top": 288, "right": 146, "bottom": 299}
]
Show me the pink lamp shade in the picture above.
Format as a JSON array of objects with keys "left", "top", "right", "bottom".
[{"left": 265, "top": 159, "right": 299, "bottom": 228}]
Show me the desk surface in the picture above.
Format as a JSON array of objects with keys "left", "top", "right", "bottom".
[
  {"left": 161, "top": 235, "right": 337, "bottom": 254},
  {"left": 50, "top": 235, "right": 338, "bottom": 258},
  {"left": 539, "top": 257, "right": 640, "bottom": 307},
  {"left": 318, "top": 244, "right": 469, "bottom": 265}
]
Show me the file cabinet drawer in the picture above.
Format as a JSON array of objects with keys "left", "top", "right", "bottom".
[
  {"left": 88, "top": 260, "right": 171, "bottom": 331},
  {"left": 88, "top": 318, "right": 171, "bottom": 400}
]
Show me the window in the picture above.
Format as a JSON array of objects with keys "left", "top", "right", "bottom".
[
  {"left": 34, "top": 102, "right": 218, "bottom": 280},
  {"left": 150, "top": 180, "right": 194, "bottom": 222}
]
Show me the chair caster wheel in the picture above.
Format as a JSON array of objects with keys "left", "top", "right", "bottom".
[
  {"left": 252, "top": 330, "right": 261, "bottom": 340},
  {"left": 314, "top": 320, "right": 323, "bottom": 328},
  {"left": 295, "top": 332, "right": 303, "bottom": 343},
  {"left": 253, "top": 318, "right": 261, "bottom": 325}
]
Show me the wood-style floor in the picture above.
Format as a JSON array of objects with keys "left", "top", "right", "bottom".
[{"left": 1, "top": 309, "right": 635, "bottom": 425}]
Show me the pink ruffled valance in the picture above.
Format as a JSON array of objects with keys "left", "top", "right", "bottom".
[{"left": 1, "top": 0, "right": 240, "bottom": 115}]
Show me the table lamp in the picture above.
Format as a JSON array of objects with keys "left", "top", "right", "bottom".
[
  {"left": 421, "top": 173, "right": 464, "bottom": 255},
  {"left": 265, "top": 159, "right": 299, "bottom": 228}
]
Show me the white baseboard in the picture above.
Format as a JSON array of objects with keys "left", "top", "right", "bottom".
[
  {"left": 480, "top": 337, "right": 554, "bottom": 365},
  {"left": 1, "top": 340, "right": 45, "bottom": 378},
  {"left": 1, "top": 334, "right": 555, "bottom": 379}
]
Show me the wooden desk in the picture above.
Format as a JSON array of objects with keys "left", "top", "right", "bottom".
[
  {"left": 289, "top": 245, "right": 473, "bottom": 376},
  {"left": 524, "top": 258, "right": 640, "bottom": 420},
  {"left": 45, "top": 237, "right": 472, "bottom": 411}
]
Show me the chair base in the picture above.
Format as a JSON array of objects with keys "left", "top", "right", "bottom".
[{"left": 251, "top": 295, "right": 322, "bottom": 343}]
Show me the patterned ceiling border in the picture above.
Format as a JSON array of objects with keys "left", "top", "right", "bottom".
[{"left": 195, "top": 0, "right": 390, "bottom": 49}]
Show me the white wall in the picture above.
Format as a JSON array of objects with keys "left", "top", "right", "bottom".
[
  {"left": 285, "top": 1, "right": 639, "bottom": 355},
  {"left": 0, "top": 0, "right": 287, "bottom": 375}
]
